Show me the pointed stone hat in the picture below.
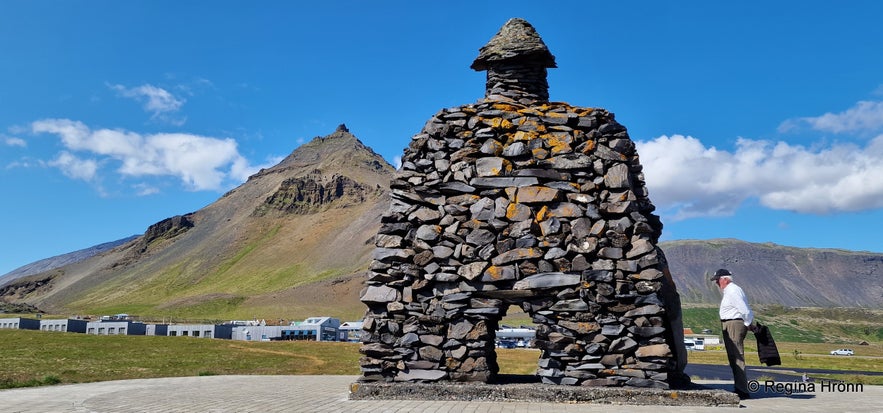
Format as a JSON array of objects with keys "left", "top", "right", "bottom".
[{"left": 470, "top": 18, "right": 557, "bottom": 71}]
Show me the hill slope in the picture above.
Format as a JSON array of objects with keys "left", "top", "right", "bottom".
[{"left": 0, "top": 125, "right": 393, "bottom": 320}]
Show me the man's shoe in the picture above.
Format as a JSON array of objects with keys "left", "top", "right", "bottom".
[{"left": 736, "top": 390, "right": 751, "bottom": 400}]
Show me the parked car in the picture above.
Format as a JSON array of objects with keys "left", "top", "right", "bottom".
[{"left": 830, "top": 348, "right": 854, "bottom": 356}]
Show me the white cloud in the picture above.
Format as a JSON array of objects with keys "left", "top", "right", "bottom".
[
  {"left": 132, "top": 183, "right": 160, "bottom": 196},
  {"left": 779, "top": 100, "right": 883, "bottom": 134},
  {"left": 637, "top": 134, "right": 883, "bottom": 219},
  {"left": 3, "top": 135, "right": 26, "bottom": 147},
  {"left": 32, "top": 118, "right": 276, "bottom": 192},
  {"left": 109, "top": 83, "right": 186, "bottom": 124},
  {"left": 49, "top": 151, "right": 98, "bottom": 181}
]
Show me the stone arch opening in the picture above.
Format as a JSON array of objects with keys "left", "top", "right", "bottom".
[{"left": 358, "top": 18, "right": 685, "bottom": 389}]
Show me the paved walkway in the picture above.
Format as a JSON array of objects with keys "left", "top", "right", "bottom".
[{"left": 0, "top": 375, "right": 880, "bottom": 413}]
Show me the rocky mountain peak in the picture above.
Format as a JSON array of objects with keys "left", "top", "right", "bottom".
[{"left": 256, "top": 127, "right": 391, "bottom": 182}]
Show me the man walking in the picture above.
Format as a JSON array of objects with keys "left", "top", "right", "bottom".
[{"left": 711, "top": 268, "right": 756, "bottom": 399}]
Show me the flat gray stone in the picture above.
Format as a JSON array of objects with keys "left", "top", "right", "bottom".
[
  {"left": 395, "top": 369, "right": 448, "bottom": 382},
  {"left": 476, "top": 157, "right": 509, "bottom": 177},
  {"left": 604, "top": 163, "right": 630, "bottom": 188},
  {"left": 513, "top": 272, "right": 580, "bottom": 290},
  {"left": 361, "top": 285, "right": 399, "bottom": 303},
  {"left": 470, "top": 177, "right": 539, "bottom": 188}
]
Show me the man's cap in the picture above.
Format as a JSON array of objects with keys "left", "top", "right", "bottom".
[{"left": 710, "top": 268, "right": 733, "bottom": 281}]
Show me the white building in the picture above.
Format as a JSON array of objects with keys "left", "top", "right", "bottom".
[
  {"left": 338, "top": 321, "right": 364, "bottom": 342},
  {"left": 40, "top": 318, "right": 87, "bottom": 333},
  {"left": 231, "top": 325, "right": 284, "bottom": 341},
  {"left": 0, "top": 317, "right": 40, "bottom": 330},
  {"left": 165, "top": 324, "right": 232, "bottom": 339},
  {"left": 282, "top": 317, "right": 341, "bottom": 341},
  {"left": 85, "top": 321, "right": 146, "bottom": 335}
]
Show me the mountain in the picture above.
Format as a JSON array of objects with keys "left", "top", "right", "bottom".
[
  {"left": 1, "top": 127, "right": 881, "bottom": 320},
  {"left": 0, "top": 235, "right": 138, "bottom": 288},
  {"left": 661, "top": 239, "right": 882, "bottom": 308},
  {"left": 0, "top": 125, "right": 394, "bottom": 320}
]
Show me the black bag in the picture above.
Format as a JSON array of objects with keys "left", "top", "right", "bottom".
[{"left": 754, "top": 322, "right": 781, "bottom": 366}]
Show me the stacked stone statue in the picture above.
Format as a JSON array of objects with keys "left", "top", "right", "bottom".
[{"left": 360, "top": 18, "right": 683, "bottom": 389}]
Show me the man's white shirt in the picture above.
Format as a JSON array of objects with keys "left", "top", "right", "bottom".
[{"left": 719, "top": 282, "right": 754, "bottom": 326}]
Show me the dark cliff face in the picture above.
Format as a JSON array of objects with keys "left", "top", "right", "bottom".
[
  {"left": 133, "top": 214, "right": 195, "bottom": 256},
  {"left": 661, "top": 239, "right": 883, "bottom": 308},
  {"left": 255, "top": 172, "right": 383, "bottom": 216}
]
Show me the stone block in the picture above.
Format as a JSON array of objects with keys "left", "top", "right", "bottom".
[{"left": 516, "top": 186, "right": 561, "bottom": 203}]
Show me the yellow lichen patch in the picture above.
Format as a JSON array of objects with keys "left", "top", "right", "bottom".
[
  {"left": 513, "top": 130, "right": 538, "bottom": 141},
  {"left": 483, "top": 265, "right": 507, "bottom": 281},
  {"left": 531, "top": 147, "right": 549, "bottom": 159},
  {"left": 505, "top": 204, "right": 519, "bottom": 220},
  {"left": 543, "top": 132, "right": 573, "bottom": 155},
  {"left": 468, "top": 218, "right": 484, "bottom": 229},
  {"left": 495, "top": 160, "right": 513, "bottom": 176},
  {"left": 516, "top": 186, "right": 561, "bottom": 203},
  {"left": 580, "top": 140, "right": 596, "bottom": 153},
  {"left": 459, "top": 130, "right": 474, "bottom": 138},
  {"left": 506, "top": 202, "right": 531, "bottom": 221},
  {"left": 480, "top": 117, "right": 514, "bottom": 130},
  {"left": 493, "top": 118, "right": 514, "bottom": 130},
  {"left": 577, "top": 108, "right": 594, "bottom": 116},
  {"left": 492, "top": 102, "right": 523, "bottom": 112},
  {"left": 543, "top": 111, "right": 568, "bottom": 120},
  {"left": 517, "top": 107, "right": 544, "bottom": 117},
  {"left": 535, "top": 205, "right": 550, "bottom": 222},
  {"left": 551, "top": 144, "right": 571, "bottom": 156}
]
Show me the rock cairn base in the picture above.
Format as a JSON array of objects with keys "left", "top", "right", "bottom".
[{"left": 360, "top": 98, "right": 675, "bottom": 388}]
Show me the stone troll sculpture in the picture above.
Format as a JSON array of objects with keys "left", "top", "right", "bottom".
[{"left": 359, "top": 18, "right": 687, "bottom": 389}]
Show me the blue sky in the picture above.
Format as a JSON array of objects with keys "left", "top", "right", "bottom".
[{"left": 3, "top": 1, "right": 883, "bottom": 276}]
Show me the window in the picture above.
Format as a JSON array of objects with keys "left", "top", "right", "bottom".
[
  {"left": 88, "top": 328, "right": 95, "bottom": 334},
  {"left": 170, "top": 331, "right": 177, "bottom": 336},
  {"left": 204, "top": 330, "right": 212, "bottom": 338},
  {"left": 119, "top": 328, "right": 125, "bottom": 335},
  {"left": 182, "top": 331, "right": 189, "bottom": 336},
  {"left": 98, "top": 328, "right": 105, "bottom": 334},
  {"left": 108, "top": 327, "right": 116, "bottom": 334},
  {"left": 193, "top": 331, "right": 200, "bottom": 337}
]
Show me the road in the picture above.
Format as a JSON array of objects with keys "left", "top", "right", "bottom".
[{"left": 686, "top": 363, "right": 883, "bottom": 384}]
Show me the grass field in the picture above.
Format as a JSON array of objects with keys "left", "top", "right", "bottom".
[
  {"left": 2, "top": 328, "right": 881, "bottom": 389},
  {"left": 496, "top": 306, "right": 883, "bottom": 343},
  {"left": 0, "top": 330, "right": 361, "bottom": 389}
]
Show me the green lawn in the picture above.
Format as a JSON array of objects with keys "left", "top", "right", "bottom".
[
  {"left": 3, "top": 328, "right": 882, "bottom": 389},
  {"left": 0, "top": 330, "right": 360, "bottom": 389}
]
